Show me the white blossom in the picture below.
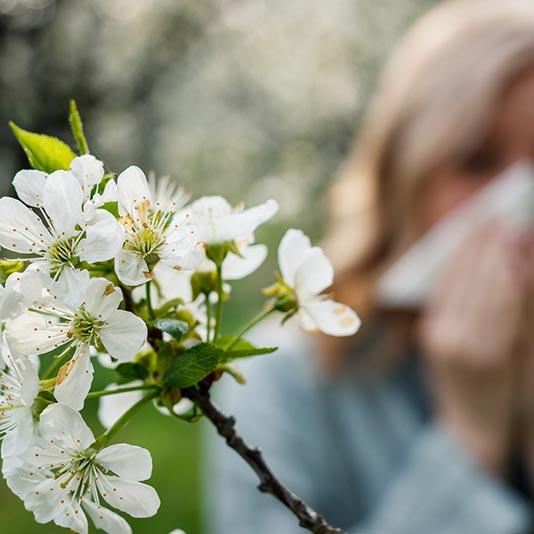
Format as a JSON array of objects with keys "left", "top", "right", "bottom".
[
  {"left": 97, "top": 382, "right": 143, "bottom": 429},
  {"left": 182, "top": 195, "right": 278, "bottom": 245},
  {"left": 6, "top": 403, "right": 159, "bottom": 534},
  {"left": 0, "top": 167, "right": 123, "bottom": 281},
  {"left": 0, "top": 357, "right": 39, "bottom": 458},
  {"left": 5, "top": 272, "right": 147, "bottom": 409},
  {"left": 277, "top": 229, "right": 360, "bottom": 336},
  {"left": 114, "top": 166, "right": 203, "bottom": 286},
  {"left": 69, "top": 155, "right": 105, "bottom": 196}
]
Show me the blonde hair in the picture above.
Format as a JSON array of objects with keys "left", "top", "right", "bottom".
[{"left": 326, "top": 0, "right": 534, "bottom": 317}]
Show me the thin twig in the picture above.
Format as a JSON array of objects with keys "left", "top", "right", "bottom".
[{"left": 182, "top": 386, "right": 346, "bottom": 534}]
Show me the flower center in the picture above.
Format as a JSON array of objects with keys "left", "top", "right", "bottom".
[
  {"left": 69, "top": 307, "right": 103, "bottom": 344},
  {"left": 122, "top": 202, "right": 175, "bottom": 261},
  {"left": 48, "top": 236, "right": 80, "bottom": 277}
]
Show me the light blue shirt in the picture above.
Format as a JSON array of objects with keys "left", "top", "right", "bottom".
[{"left": 206, "top": 322, "right": 532, "bottom": 533}]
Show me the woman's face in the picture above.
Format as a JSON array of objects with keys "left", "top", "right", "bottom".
[{"left": 419, "top": 69, "right": 534, "bottom": 230}]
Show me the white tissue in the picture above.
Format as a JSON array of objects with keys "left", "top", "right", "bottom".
[{"left": 376, "top": 161, "right": 534, "bottom": 308}]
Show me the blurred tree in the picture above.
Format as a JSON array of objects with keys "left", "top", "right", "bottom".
[{"left": 0, "top": 1, "right": 438, "bottom": 532}]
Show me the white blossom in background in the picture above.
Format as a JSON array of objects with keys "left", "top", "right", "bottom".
[
  {"left": 114, "top": 166, "right": 203, "bottom": 286},
  {"left": 98, "top": 381, "right": 194, "bottom": 430},
  {"left": 5, "top": 272, "right": 147, "bottom": 409},
  {"left": 6, "top": 404, "right": 159, "bottom": 534},
  {"left": 0, "top": 358, "right": 39, "bottom": 459},
  {"left": 178, "top": 195, "right": 277, "bottom": 280},
  {"left": 277, "top": 229, "right": 360, "bottom": 336},
  {"left": 183, "top": 195, "right": 278, "bottom": 245},
  {"left": 0, "top": 163, "right": 123, "bottom": 281},
  {"left": 98, "top": 382, "right": 143, "bottom": 429}
]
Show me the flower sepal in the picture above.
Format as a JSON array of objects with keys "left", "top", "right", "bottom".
[
  {"left": 190, "top": 271, "right": 218, "bottom": 300},
  {"left": 262, "top": 277, "right": 298, "bottom": 313}
]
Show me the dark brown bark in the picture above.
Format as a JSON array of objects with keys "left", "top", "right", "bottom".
[{"left": 183, "top": 386, "right": 346, "bottom": 534}]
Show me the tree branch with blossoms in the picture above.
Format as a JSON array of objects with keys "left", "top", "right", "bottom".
[{"left": 0, "top": 101, "right": 360, "bottom": 534}]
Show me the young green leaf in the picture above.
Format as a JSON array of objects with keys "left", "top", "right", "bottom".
[
  {"left": 215, "top": 336, "right": 277, "bottom": 361},
  {"left": 68, "top": 100, "right": 89, "bottom": 155},
  {"left": 163, "top": 343, "right": 223, "bottom": 389},
  {"left": 153, "top": 318, "right": 190, "bottom": 341},
  {"left": 9, "top": 122, "right": 76, "bottom": 173}
]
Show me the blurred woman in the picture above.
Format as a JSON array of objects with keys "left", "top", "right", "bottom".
[{"left": 207, "top": 1, "right": 534, "bottom": 532}]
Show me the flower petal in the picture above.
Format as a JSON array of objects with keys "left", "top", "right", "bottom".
[
  {"left": 277, "top": 229, "right": 312, "bottom": 287},
  {"left": 20, "top": 359, "right": 40, "bottom": 405},
  {"left": 222, "top": 199, "right": 277, "bottom": 241},
  {"left": 100, "top": 310, "right": 147, "bottom": 361},
  {"left": 188, "top": 196, "right": 278, "bottom": 243},
  {"left": 117, "top": 166, "right": 151, "bottom": 221},
  {"left": 17, "top": 269, "right": 54, "bottom": 305},
  {"left": 1, "top": 408, "right": 34, "bottom": 458},
  {"left": 158, "top": 241, "right": 204, "bottom": 272},
  {"left": 0, "top": 197, "right": 52, "bottom": 254},
  {"left": 78, "top": 210, "right": 124, "bottom": 263},
  {"left": 96, "top": 444, "right": 152, "bottom": 481},
  {"left": 294, "top": 247, "right": 334, "bottom": 297},
  {"left": 185, "top": 196, "right": 231, "bottom": 243},
  {"left": 55, "top": 268, "right": 90, "bottom": 310},
  {"left": 13, "top": 169, "right": 48, "bottom": 207},
  {"left": 54, "top": 499, "right": 88, "bottom": 534},
  {"left": 5, "top": 311, "right": 69, "bottom": 355},
  {"left": 70, "top": 155, "right": 104, "bottom": 192},
  {"left": 42, "top": 171, "right": 84, "bottom": 237},
  {"left": 82, "top": 498, "right": 131, "bottom": 534},
  {"left": 301, "top": 298, "right": 361, "bottom": 336},
  {"left": 97, "top": 475, "right": 160, "bottom": 518},
  {"left": 0, "top": 275, "right": 27, "bottom": 321},
  {"left": 223, "top": 244, "right": 267, "bottom": 280},
  {"left": 24, "top": 478, "right": 67, "bottom": 524},
  {"left": 54, "top": 346, "right": 94, "bottom": 411},
  {"left": 114, "top": 250, "right": 150, "bottom": 286},
  {"left": 81, "top": 278, "right": 122, "bottom": 321},
  {"left": 4, "top": 457, "right": 43, "bottom": 500},
  {"left": 23, "top": 440, "right": 69, "bottom": 469},
  {"left": 38, "top": 402, "right": 95, "bottom": 450}
]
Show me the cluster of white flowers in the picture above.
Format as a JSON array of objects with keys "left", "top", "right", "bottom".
[{"left": 0, "top": 145, "right": 359, "bottom": 533}]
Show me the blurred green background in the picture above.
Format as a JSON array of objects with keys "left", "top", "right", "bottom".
[{"left": 0, "top": 0, "right": 437, "bottom": 531}]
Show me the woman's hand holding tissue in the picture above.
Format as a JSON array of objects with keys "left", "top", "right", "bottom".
[{"left": 418, "top": 224, "right": 532, "bottom": 477}]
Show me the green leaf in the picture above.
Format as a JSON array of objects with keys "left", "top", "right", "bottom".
[
  {"left": 153, "top": 318, "right": 189, "bottom": 341},
  {"left": 215, "top": 336, "right": 277, "bottom": 361},
  {"left": 115, "top": 362, "right": 149, "bottom": 381},
  {"left": 163, "top": 343, "right": 223, "bottom": 388},
  {"left": 68, "top": 100, "right": 89, "bottom": 155},
  {"left": 102, "top": 201, "right": 119, "bottom": 218},
  {"left": 9, "top": 122, "right": 76, "bottom": 173}
]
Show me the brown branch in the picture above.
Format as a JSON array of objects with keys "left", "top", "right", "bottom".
[{"left": 182, "top": 386, "right": 346, "bottom": 534}]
